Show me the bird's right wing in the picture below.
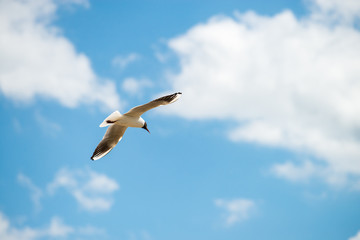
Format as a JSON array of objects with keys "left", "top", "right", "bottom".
[
  {"left": 124, "top": 92, "right": 182, "bottom": 117},
  {"left": 91, "top": 124, "right": 128, "bottom": 161}
]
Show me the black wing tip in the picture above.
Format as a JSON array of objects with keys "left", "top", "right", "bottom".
[
  {"left": 157, "top": 92, "right": 182, "bottom": 103},
  {"left": 172, "top": 92, "right": 182, "bottom": 101}
]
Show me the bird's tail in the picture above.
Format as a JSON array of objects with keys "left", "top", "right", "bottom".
[{"left": 99, "top": 110, "right": 122, "bottom": 127}]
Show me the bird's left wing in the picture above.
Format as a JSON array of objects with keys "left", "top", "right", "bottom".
[
  {"left": 124, "top": 92, "right": 182, "bottom": 117},
  {"left": 91, "top": 124, "right": 128, "bottom": 161}
]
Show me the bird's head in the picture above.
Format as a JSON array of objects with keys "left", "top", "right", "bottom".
[{"left": 142, "top": 122, "right": 150, "bottom": 134}]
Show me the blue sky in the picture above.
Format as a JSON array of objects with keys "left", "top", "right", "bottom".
[{"left": 1, "top": 0, "right": 360, "bottom": 239}]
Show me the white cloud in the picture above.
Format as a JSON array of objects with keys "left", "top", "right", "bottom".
[
  {"left": 0, "top": 213, "right": 72, "bottom": 240},
  {"left": 214, "top": 198, "right": 255, "bottom": 226},
  {"left": 0, "top": 213, "right": 37, "bottom": 240},
  {"left": 78, "top": 225, "right": 106, "bottom": 236},
  {"left": 271, "top": 160, "right": 349, "bottom": 187},
  {"left": 46, "top": 217, "right": 74, "bottom": 237},
  {"left": 17, "top": 169, "right": 119, "bottom": 213},
  {"left": 350, "top": 230, "right": 360, "bottom": 240},
  {"left": 163, "top": 0, "right": 360, "bottom": 187},
  {"left": 48, "top": 168, "right": 119, "bottom": 212},
  {"left": 17, "top": 173, "right": 43, "bottom": 212},
  {"left": 307, "top": 0, "right": 360, "bottom": 24},
  {"left": 0, "top": 0, "right": 121, "bottom": 110},
  {"left": 0, "top": 212, "right": 104, "bottom": 240},
  {"left": 271, "top": 161, "right": 317, "bottom": 182},
  {"left": 112, "top": 53, "right": 141, "bottom": 70},
  {"left": 122, "top": 77, "right": 153, "bottom": 96},
  {"left": 59, "top": 0, "right": 90, "bottom": 8},
  {"left": 128, "top": 230, "right": 153, "bottom": 240}
]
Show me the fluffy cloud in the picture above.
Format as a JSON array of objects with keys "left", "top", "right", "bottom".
[
  {"left": 350, "top": 230, "right": 360, "bottom": 240},
  {"left": 122, "top": 77, "right": 153, "bottom": 96},
  {"left": 0, "top": 212, "right": 104, "bottom": 240},
  {"left": 19, "top": 168, "right": 119, "bottom": 212},
  {"left": 112, "top": 53, "right": 141, "bottom": 70},
  {"left": 48, "top": 168, "right": 119, "bottom": 212},
  {"left": 308, "top": 0, "right": 360, "bottom": 24},
  {"left": 17, "top": 173, "right": 43, "bottom": 212},
  {"left": 45, "top": 217, "right": 74, "bottom": 237},
  {"left": 271, "top": 161, "right": 318, "bottom": 182},
  {"left": 164, "top": 0, "right": 360, "bottom": 187},
  {"left": 127, "top": 230, "right": 153, "bottom": 240},
  {"left": 271, "top": 160, "right": 352, "bottom": 187},
  {"left": 0, "top": 213, "right": 72, "bottom": 240},
  {"left": 0, "top": 0, "right": 121, "bottom": 110},
  {"left": 215, "top": 198, "right": 256, "bottom": 226}
]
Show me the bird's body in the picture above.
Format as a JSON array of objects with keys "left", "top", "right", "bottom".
[
  {"left": 115, "top": 115, "right": 145, "bottom": 128},
  {"left": 91, "top": 92, "right": 182, "bottom": 161},
  {"left": 101, "top": 113, "right": 145, "bottom": 128}
]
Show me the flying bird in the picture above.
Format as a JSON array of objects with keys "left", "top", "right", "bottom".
[{"left": 91, "top": 92, "right": 182, "bottom": 160}]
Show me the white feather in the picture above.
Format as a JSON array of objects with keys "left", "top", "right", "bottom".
[{"left": 99, "top": 110, "right": 122, "bottom": 127}]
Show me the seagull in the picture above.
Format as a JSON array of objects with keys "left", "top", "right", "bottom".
[{"left": 91, "top": 92, "right": 182, "bottom": 160}]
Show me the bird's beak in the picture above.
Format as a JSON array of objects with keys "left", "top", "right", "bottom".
[
  {"left": 145, "top": 127, "right": 150, "bottom": 134},
  {"left": 142, "top": 123, "right": 150, "bottom": 134}
]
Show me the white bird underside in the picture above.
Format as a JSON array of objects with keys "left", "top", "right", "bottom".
[
  {"left": 91, "top": 92, "right": 182, "bottom": 161},
  {"left": 99, "top": 110, "right": 121, "bottom": 128}
]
